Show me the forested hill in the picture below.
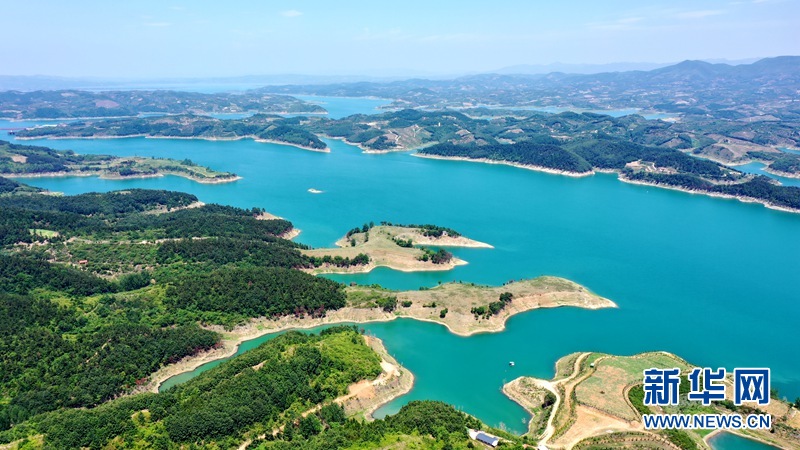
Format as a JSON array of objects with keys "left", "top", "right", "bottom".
[
  {"left": 0, "top": 89, "right": 326, "bottom": 119},
  {"left": 0, "top": 181, "right": 526, "bottom": 448},
  {"left": 0, "top": 326, "right": 516, "bottom": 449},
  {"left": 0, "top": 184, "right": 353, "bottom": 428},
  {"left": 0, "top": 140, "right": 238, "bottom": 182},
  {"left": 419, "top": 139, "right": 800, "bottom": 211},
  {"left": 14, "top": 114, "right": 328, "bottom": 150}
]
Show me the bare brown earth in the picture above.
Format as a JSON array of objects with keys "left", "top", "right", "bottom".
[
  {"left": 694, "top": 134, "right": 781, "bottom": 164},
  {"left": 340, "top": 335, "right": 415, "bottom": 420}
]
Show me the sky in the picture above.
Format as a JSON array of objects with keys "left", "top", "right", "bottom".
[{"left": 1, "top": 0, "right": 798, "bottom": 78}]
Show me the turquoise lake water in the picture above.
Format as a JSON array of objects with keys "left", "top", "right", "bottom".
[
  {"left": 290, "top": 95, "right": 393, "bottom": 119},
  {"left": 734, "top": 162, "right": 800, "bottom": 188},
  {"left": 2, "top": 104, "right": 798, "bottom": 441},
  {"left": 708, "top": 432, "right": 781, "bottom": 450}
]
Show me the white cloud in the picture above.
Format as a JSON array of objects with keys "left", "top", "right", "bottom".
[
  {"left": 281, "top": 10, "right": 303, "bottom": 18},
  {"left": 589, "top": 16, "right": 646, "bottom": 31},
  {"left": 675, "top": 10, "right": 725, "bottom": 19}
]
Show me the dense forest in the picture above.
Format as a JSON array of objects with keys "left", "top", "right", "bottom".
[
  {"left": 0, "top": 184, "right": 370, "bottom": 430},
  {"left": 166, "top": 267, "right": 347, "bottom": 321},
  {"left": 0, "top": 291, "right": 218, "bottom": 429},
  {"left": 15, "top": 115, "right": 328, "bottom": 150},
  {"left": 0, "top": 327, "right": 516, "bottom": 449},
  {"left": 0, "top": 177, "right": 40, "bottom": 194},
  {"left": 747, "top": 150, "right": 800, "bottom": 174},
  {"left": 421, "top": 141, "right": 593, "bottom": 174}
]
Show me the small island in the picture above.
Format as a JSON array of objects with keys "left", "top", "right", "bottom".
[
  {"left": 301, "top": 222, "right": 491, "bottom": 274},
  {"left": 0, "top": 140, "right": 240, "bottom": 184}
]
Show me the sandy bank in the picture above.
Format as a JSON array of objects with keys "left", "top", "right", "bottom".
[
  {"left": 15, "top": 133, "right": 329, "bottom": 153},
  {"left": 146, "top": 277, "right": 615, "bottom": 392},
  {"left": 618, "top": 175, "right": 800, "bottom": 214},
  {"left": 412, "top": 153, "right": 594, "bottom": 177},
  {"left": 4, "top": 170, "right": 241, "bottom": 184},
  {"left": 763, "top": 167, "right": 800, "bottom": 180}
]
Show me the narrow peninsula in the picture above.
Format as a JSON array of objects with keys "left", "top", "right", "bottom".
[
  {"left": 1, "top": 140, "right": 240, "bottom": 183},
  {"left": 301, "top": 222, "right": 492, "bottom": 274},
  {"left": 14, "top": 114, "right": 329, "bottom": 152}
]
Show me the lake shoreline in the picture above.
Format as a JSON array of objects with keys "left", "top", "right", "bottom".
[
  {"left": 148, "top": 290, "right": 616, "bottom": 393},
  {"left": 618, "top": 176, "right": 800, "bottom": 214},
  {"left": 408, "top": 153, "right": 800, "bottom": 213},
  {"left": 411, "top": 153, "right": 595, "bottom": 177},
  {"left": 704, "top": 430, "right": 783, "bottom": 450},
  {"left": 4, "top": 170, "right": 241, "bottom": 184},
  {"left": 14, "top": 133, "right": 330, "bottom": 153}
]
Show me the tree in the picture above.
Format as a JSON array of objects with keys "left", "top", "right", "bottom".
[{"left": 299, "top": 414, "right": 322, "bottom": 438}]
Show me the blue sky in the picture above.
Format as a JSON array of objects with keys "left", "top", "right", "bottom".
[{"left": 1, "top": 0, "right": 797, "bottom": 77}]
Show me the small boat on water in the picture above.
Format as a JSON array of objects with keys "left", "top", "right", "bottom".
[{"left": 509, "top": 361, "right": 515, "bottom": 367}]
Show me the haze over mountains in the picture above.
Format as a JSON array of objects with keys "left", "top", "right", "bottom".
[{"left": 0, "top": 57, "right": 786, "bottom": 92}]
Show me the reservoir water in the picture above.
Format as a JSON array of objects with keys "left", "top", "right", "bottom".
[
  {"left": 708, "top": 432, "right": 781, "bottom": 450},
  {"left": 2, "top": 104, "right": 799, "bottom": 440}
]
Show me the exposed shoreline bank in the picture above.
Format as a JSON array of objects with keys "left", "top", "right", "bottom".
[
  {"left": 147, "top": 280, "right": 616, "bottom": 393},
  {"left": 618, "top": 176, "right": 800, "bottom": 214},
  {"left": 411, "top": 153, "right": 594, "bottom": 177},
  {"left": 14, "top": 134, "right": 330, "bottom": 153},
  {"left": 410, "top": 153, "right": 800, "bottom": 214},
  {"left": 4, "top": 170, "right": 241, "bottom": 184}
]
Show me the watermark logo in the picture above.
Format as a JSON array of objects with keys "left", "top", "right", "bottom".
[
  {"left": 643, "top": 367, "right": 681, "bottom": 406},
  {"left": 640, "top": 367, "right": 772, "bottom": 431},
  {"left": 733, "top": 368, "right": 770, "bottom": 406},
  {"left": 687, "top": 367, "right": 726, "bottom": 405}
]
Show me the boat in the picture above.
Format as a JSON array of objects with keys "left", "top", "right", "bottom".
[{"left": 509, "top": 361, "right": 515, "bottom": 367}]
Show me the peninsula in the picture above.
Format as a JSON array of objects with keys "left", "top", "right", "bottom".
[
  {"left": 301, "top": 223, "right": 491, "bottom": 274},
  {"left": 1, "top": 140, "right": 239, "bottom": 183},
  {"left": 13, "top": 114, "right": 329, "bottom": 151}
]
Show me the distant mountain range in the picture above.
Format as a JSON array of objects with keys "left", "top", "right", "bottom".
[
  {"left": 492, "top": 58, "right": 762, "bottom": 75},
  {"left": 0, "top": 57, "right": 783, "bottom": 91},
  {"left": 258, "top": 56, "right": 800, "bottom": 120}
]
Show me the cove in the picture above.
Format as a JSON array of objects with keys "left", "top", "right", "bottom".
[{"left": 4, "top": 107, "right": 800, "bottom": 437}]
